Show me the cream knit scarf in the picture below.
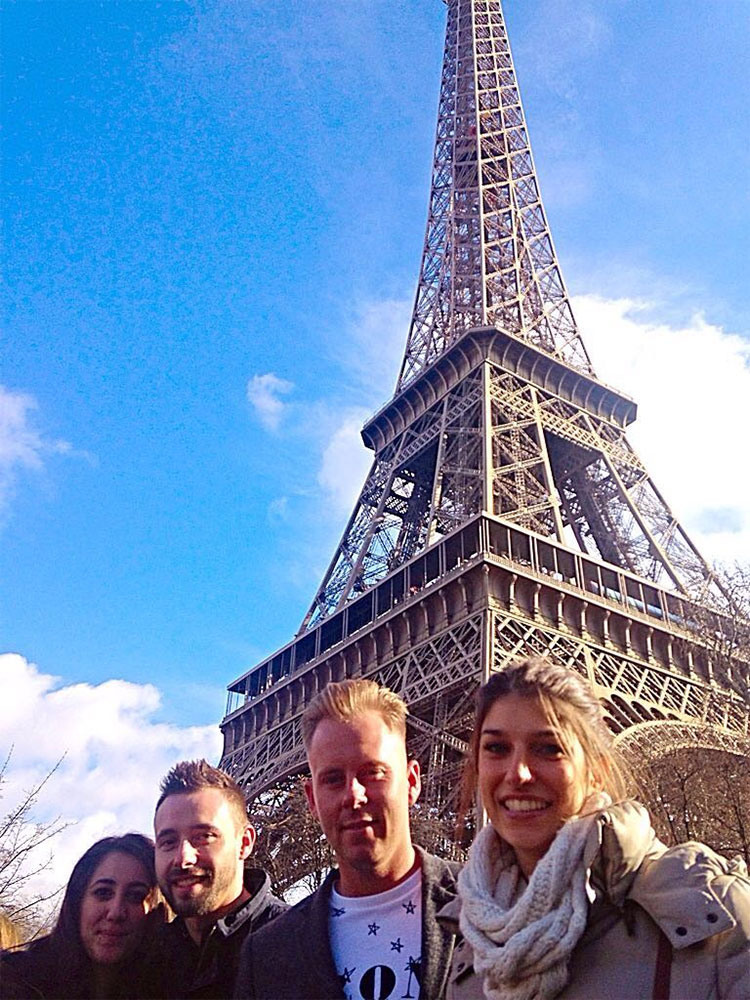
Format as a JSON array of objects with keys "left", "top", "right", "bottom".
[{"left": 458, "top": 792, "right": 611, "bottom": 1000}]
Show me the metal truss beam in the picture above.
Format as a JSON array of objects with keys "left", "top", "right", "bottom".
[{"left": 219, "top": 0, "right": 748, "bottom": 867}]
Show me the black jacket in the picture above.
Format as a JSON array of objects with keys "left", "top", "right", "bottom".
[
  {"left": 235, "top": 847, "right": 460, "bottom": 1000},
  {"left": 0, "top": 927, "right": 163, "bottom": 1000},
  {"left": 154, "top": 867, "right": 287, "bottom": 1000},
  {"left": 1, "top": 939, "right": 90, "bottom": 1000}
]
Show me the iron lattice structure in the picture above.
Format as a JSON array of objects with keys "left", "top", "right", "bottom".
[{"left": 220, "top": 0, "right": 749, "bottom": 829}]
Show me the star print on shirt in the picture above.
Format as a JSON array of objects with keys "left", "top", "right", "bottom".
[
  {"left": 391, "top": 938, "right": 404, "bottom": 952},
  {"left": 402, "top": 899, "right": 416, "bottom": 914},
  {"left": 368, "top": 922, "right": 380, "bottom": 936},
  {"left": 331, "top": 906, "right": 346, "bottom": 918},
  {"left": 339, "top": 966, "right": 355, "bottom": 986}
]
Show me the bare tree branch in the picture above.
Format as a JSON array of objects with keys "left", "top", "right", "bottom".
[{"left": 0, "top": 750, "right": 68, "bottom": 938}]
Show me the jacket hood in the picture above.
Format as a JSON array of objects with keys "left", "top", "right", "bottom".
[
  {"left": 583, "top": 799, "right": 661, "bottom": 905},
  {"left": 584, "top": 801, "right": 743, "bottom": 948}
]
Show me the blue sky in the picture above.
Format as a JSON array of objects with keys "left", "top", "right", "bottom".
[{"left": 2, "top": 0, "right": 749, "bottom": 896}]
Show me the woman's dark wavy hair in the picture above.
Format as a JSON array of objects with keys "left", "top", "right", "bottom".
[
  {"left": 0, "top": 834, "right": 163, "bottom": 999},
  {"left": 53, "top": 833, "right": 161, "bottom": 956}
]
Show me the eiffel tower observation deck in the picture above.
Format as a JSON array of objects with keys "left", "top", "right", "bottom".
[{"left": 220, "top": 0, "right": 750, "bottom": 832}]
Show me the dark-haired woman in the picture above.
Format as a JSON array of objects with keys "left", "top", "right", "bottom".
[
  {"left": 439, "top": 658, "right": 750, "bottom": 999},
  {"left": 1, "top": 833, "right": 165, "bottom": 999}
]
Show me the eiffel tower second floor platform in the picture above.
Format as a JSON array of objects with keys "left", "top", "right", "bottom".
[{"left": 219, "top": 0, "right": 743, "bottom": 798}]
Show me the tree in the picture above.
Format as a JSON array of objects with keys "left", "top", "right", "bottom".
[
  {"left": 250, "top": 777, "right": 335, "bottom": 899},
  {"left": 0, "top": 752, "right": 67, "bottom": 938},
  {"left": 635, "top": 561, "right": 750, "bottom": 863},
  {"left": 410, "top": 801, "right": 466, "bottom": 863},
  {"left": 639, "top": 745, "right": 750, "bottom": 865}
]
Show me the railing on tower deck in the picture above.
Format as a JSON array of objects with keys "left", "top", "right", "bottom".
[{"left": 223, "top": 514, "right": 707, "bottom": 717}]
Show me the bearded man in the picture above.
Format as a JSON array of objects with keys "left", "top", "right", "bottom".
[{"left": 153, "top": 759, "right": 286, "bottom": 999}]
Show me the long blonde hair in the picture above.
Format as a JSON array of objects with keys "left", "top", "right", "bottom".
[{"left": 460, "top": 658, "right": 632, "bottom": 826}]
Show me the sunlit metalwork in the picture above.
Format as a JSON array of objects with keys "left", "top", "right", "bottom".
[{"left": 220, "top": 0, "right": 749, "bottom": 829}]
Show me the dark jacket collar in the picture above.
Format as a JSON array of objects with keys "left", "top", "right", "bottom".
[
  {"left": 215, "top": 867, "right": 281, "bottom": 938},
  {"left": 298, "top": 846, "right": 460, "bottom": 1000},
  {"left": 416, "top": 846, "right": 461, "bottom": 1000},
  {"left": 298, "top": 868, "right": 344, "bottom": 998}
]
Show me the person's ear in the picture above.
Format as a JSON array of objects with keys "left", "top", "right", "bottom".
[
  {"left": 588, "top": 756, "right": 609, "bottom": 794},
  {"left": 407, "top": 759, "right": 421, "bottom": 807},
  {"left": 240, "top": 823, "right": 257, "bottom": 860},
  {"left": 303, "top": 778, "right": 319, "bottom": 821}
]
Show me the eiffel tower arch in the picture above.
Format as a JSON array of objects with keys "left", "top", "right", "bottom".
[{"left": 219, "top": 0, "right": 750, "bottom": 840}]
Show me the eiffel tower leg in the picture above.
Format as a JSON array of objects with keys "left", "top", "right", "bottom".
[{"left": 220, "top": 0, "right": 749, "bottom": 884}]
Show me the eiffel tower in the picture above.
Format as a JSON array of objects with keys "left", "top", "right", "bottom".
[{"left": 220, "top": 0, "right": 750, "bottom": 835}]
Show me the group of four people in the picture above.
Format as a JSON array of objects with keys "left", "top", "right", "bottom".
[{"left": 2, "top": 658, "right": 749, "bottom": 999}]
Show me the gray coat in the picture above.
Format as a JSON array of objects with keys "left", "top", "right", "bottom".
[
  {"left": 439, "top": 802, "right": 750, "bottom": 1000},
  {"left": 235, "top": 847, "right": 460, "bottom": 1000}
]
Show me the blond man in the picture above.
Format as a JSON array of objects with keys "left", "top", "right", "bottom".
[{"left": 236, "top": 679, "right": 459, "bottom": 1000}]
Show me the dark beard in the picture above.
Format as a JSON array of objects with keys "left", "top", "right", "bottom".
[{"left": 164, "top": 866, "right": 236, "bottom": 918}]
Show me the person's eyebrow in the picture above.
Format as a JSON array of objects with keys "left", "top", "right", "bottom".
[{"left": 480, "top": 728, "right": 557, "bottom": 737}]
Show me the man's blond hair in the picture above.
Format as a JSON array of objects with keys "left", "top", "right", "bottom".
[{"left": 301, "top": 679, "right": 408, "bottom": 750}]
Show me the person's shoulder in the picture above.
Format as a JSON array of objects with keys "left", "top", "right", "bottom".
[
  {"left": 631, "top": 840, "right": 750, "bottom": 946},
  {"left": 244, "top": 869, "right": 289, "bottom": 921},
  {"left": 261, "top": 893, "right": 289, "bottom": 922},
  {"left": 153, "top": 915, "right": 188, "bottom": 942},
  {"left": 0, "top": 938, "right": 58, "bottom": 999},
  {"left": 249, "top": 884, "right": 319, "bottom": 945},
  {"left": 416, "top": 846, "right": 462, "bottom": 887},
  {"left": 235, "top": 884, "right": 331, "bottom": 1000},
  {"left": 669, "top": 843, "right": 750, "bottom": 919},
  {"left": 220, "top": 869, "right": 291, "bottom": 943},
  {"left": 241, "top": 891, "right": 288, "bottom": 940},
  {"left": 641, "top": 839, "right": 749, "bottom": 889}
]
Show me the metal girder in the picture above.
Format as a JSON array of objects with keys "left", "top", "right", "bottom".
[
  {"left": 614, "top": 721, "right": 750, "bottom": 762},
  {"left": 398, "top": 0, "right": 593, "bottom": 389},
  {"left": 220, "top": 0, "right": 748, "bottom": 868},
  {"left": 223, "top": 570, "right": 750, "bottom": 822}
]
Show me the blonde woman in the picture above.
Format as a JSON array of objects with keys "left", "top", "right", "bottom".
[{"left": 439, "top": 658, "right": 750, "bottom": 999}]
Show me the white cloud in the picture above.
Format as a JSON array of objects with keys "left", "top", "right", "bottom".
[
  {"left": 311, "top": 298, "right": 410, "bottom": 517},
  {"left": 573, "top": 294, "right": 750, "bottom": 562},
  {"left": 0, "top": 654, "right": 221, "bottom": 909},
  {"left": 246, "top": 373, "right": 294, "bottom": 431},
  {"left": 267, "top": 495, "right": 289, "bottom": 522},
  {"left": 514, "top": 0, "right": 611, "bottom": 102},
  {"left": 317, "top": 411, "right": 373, "bottom": 515},
  {"left": 0, "top": 385, "right": 72, "bottom": 519},
  {"left": 337, "top": 298, "right": 411, "bottom": 403}
]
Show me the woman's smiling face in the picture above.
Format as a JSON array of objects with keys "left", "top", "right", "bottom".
[
  {"left": 78, "top": 851, "right": 152, "bottom": 966},
  {"left": 477, "top": 693, "right": 594, "bottom": 876}
]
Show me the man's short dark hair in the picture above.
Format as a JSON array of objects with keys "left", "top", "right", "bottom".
[{"left": 155, "top": 759, "right": 248, "bottom": 831}]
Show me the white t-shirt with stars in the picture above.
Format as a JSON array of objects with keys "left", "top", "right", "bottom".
[{"left": 329, "top": 867, "right": 423, "bottom": 1000}]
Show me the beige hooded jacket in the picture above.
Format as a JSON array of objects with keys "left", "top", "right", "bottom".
[{"left": 438, "top": 801, "right": 750, "bottom": 1000}]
